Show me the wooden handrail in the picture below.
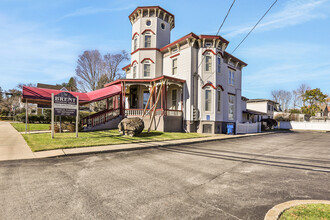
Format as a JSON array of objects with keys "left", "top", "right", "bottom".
[{"left": 148, "top": 82, "right": 164, "bottom": 132}]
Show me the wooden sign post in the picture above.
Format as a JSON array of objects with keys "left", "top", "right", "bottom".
[
  {"left": 51, "top": 93, "right": 55, "bottom": 139},
  {"left": 76, "top": 96, "right": 79, "bottom": 137}
]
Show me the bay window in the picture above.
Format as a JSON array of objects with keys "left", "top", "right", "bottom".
[
  {"left": 143, "top": 61, "right": 150, "bottom": 77},
  {"left": 144, "top": 35, "right": 151, "bottom": 48},
  {"left": 205, "top": 53, "right": 212, "bottom": 72}
]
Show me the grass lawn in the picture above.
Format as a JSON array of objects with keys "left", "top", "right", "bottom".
[
  {"left": 22, "top": 129, "right": 205, "bottom": 152},
  {"left": 279, "top": 203, "right": 330, "bottom": 220},
  {"left": 11, "top": 123, "right": 50, "bottom": 132}
]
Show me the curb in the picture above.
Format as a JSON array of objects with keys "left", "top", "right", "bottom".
[
  {"left": 48, "top": 132, "right": 277, "bottom": 158},
  {"left": 0, "top": 131, "right": 278, "bottom": 162},
  {"left": 264, "top": 200, "right": 330, "bottom": 220}
]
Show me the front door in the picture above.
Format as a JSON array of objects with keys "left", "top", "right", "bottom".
[{"left": 130, "top": 87, "right": 138, "bottom": 108}]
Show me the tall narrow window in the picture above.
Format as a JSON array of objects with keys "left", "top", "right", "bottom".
[
  {"left": 205, "top": 53, "right": 212, "bottom": 71},
  {"left": 205, "top": 89, "right": 211, "bottom": 111},
  {"left": 171, "top": 89, "right": 177, "bottom": 110},
  {"left": 217, "top": 90, "right": 221, "bottom": 112},
  {"left": 228, "top": 95, "right": 235, "bottom": 120},
  {"left": 228, "top": 70, "right": 235, "bottom": 85},
  {"left": 217, "top": 56, "right": 221, "bottom": 73},
  {"left": 172, "top": 58, "right": 177, "bottom": 75},
  {"left": 143, "top": 61, "right": 150, "bottom": 77},
  {"left": 144, "top": 35, "right": 151, "bottom": 48},
  {"left": 133, "top": 37, "right": 138, "bottom": 51},
  {"left": 133, "top": 65, "right": 137, "bottom": 78}
]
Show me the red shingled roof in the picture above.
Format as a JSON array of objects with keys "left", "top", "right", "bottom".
[{"left": 23, "top": 84, "right": 121, "bottom": 104}]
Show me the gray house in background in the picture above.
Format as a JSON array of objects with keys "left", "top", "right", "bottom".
[{"left": 246, "top": 99, "right": 280, "bottom": 121}]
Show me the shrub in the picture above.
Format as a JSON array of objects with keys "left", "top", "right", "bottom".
[{"left": 274, "top": 114, "right": 290, "bottom": 121}]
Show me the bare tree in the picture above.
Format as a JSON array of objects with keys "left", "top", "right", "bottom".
[
  {"left": 75, "top": 50, "right": 104, "bottom": 92},
  {"left": 296, "top": 83, "right": 310, "bottom": 107},
  {"left": 271, "top": 89, "right": 292, "bottom": 111},
  {"left": 292, "top": 90, "right": 300, "bottom": 110},
  {"left": 103, "top": 50, "right": 129, "bottom": 82},
  {"left": 75, "top": 50, "right": 128, "bottom": 92},
  {"left": 17, "top": 83, "right": 36, "bottom": 90}
]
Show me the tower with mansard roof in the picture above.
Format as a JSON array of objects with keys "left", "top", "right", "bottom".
[{"left": 127, "top": 6, "right": 175, "bottom": 79}]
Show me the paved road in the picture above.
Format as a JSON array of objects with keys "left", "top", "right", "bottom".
[{"left": 1, "top": 131, "right": 329, "bottom": 220}]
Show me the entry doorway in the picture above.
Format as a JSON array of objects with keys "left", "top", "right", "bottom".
[{"left": 130, "top": 87, "right": 138, "bottom": 108}]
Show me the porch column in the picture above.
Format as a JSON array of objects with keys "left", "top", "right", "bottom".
[
  {"left": 161, "top": 83, "right": 164, "bottom": 110},
  {"left": 164, "top": 82, "right": 168, "bottom": 115},
  {"left": 180, "top": 87, "right": 183, "bottom": 111},
  {"left": 123, "top": 82, "right": 126, "bottom": 115}
]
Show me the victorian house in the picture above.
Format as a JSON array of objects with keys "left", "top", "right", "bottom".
[{"left": 22, "top": 6, "right": 248, "bottom": 134}]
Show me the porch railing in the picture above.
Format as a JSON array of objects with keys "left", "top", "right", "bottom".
[
  {"left": 82, "top": 108, "right": 120, "bottom": 128},
  {"left": 165, "top": 109, "right": 183, "bottom": 116},
  {"left": 125, "top": 109, "right": 182, "bottom": 117}
]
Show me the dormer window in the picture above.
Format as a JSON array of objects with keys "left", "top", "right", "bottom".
[
  {"left": 205, "top": 53, "right": 212, "bottom": 72},
  {"left": 143, "top": 61, "right": 150, "bottom": 77},
  {"left": 144, "top": 34, "right": 151, "bottom": 48}
]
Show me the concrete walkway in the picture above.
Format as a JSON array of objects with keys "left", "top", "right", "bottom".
[
  {"left": 0, "top": 121, "right": 35, "bottom": 161},
  {"left": 0, "top": 121, "right": 275, "bottom": 162}
]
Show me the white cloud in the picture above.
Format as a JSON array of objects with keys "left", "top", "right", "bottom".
[
  {"left": 224, "top": 0, "right": 329, "bottom": 38},
  {"left": 58, "top": 5, "right": 135, "bottom": 21},
  {"left": 242, "top": 61, "right": 330, "bottom": 98},
  {"left": 238, "top": 42, "right": 325, "bottom": 61},
  {"left": 0, "top": 14, "right": 83, "bottom": 89}
]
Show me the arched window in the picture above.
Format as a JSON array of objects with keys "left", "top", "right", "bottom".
[
  {"left": 133, "top": 64, "right": 137, "bottom": 78},
  {"left": 217, "top": 55, "right": 221, "bottom": 73},
  {"left": 144, "top": 32, "right": 151, "bottom": 48},
  {"left": 205, "top": 88, "right": 212, "bottom": 112},
  {"left": 143, "top": 60, "right": 150, "bottom": 77},
  {"left": 133, "top": 36, "right": 138, "bottom": 51},
  {"left": 205, "top": 52, "right": 212, "bottom": 72},
  {"left": 217, "top": 89, "right": 221, "bottom": 112}
]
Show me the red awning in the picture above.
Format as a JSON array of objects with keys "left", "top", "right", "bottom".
[{"left": 22, "top": 84, "right": 122, "bottom": 104}]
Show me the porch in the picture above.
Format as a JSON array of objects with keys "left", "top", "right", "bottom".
[{"left": 82, "top": 76, "right": 185, "bottom": 132}]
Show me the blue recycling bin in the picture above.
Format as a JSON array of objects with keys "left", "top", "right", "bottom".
[{"left": 227, "top": 124, "right": 234, "bottom": 135}]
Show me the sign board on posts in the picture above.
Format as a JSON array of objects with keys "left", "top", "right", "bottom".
[
  {"left": 54, "top": 92, "right": 77, "bottom": 116},
  {"left": 51, "top": 92, "right": 79, "bottom": 138}
]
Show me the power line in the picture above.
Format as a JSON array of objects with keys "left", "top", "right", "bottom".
[
  {"left": 215, "top": 0, "right": 236, "bottom": 36},
  {"left": 231, "top": 0, "right": 278, "bottom": 54},
  {"left": 197, "top": 0, "right": 236, "bottom": 84}
]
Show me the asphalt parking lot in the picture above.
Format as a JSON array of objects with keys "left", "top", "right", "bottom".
[{"left": 1, "top": 131, "right": 329, "bottom": 220}]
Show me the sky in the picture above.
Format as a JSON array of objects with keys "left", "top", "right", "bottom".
[{"left": 0, "top": 0, "right": 329, "bottom": 99}]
